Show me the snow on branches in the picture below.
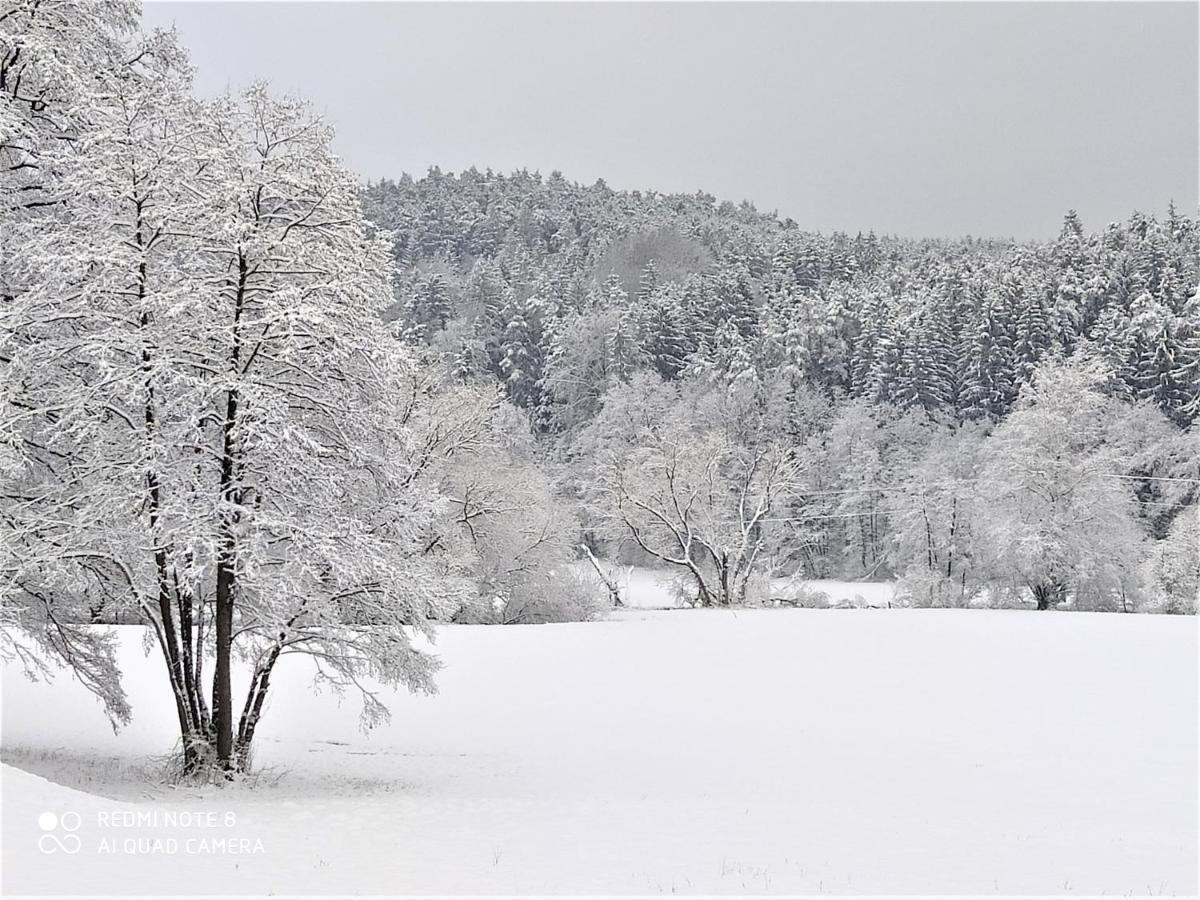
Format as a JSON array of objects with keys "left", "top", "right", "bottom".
[{"left": 1, "top": 11, "right": 464, "bottom": 772}]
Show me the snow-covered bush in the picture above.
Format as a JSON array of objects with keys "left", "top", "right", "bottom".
[
  {"left": 456, "top": 569, "right": 607, "bottom": 625},
  {"left": 771, "top": 582, "right": 831, "bottom": 609},
  {"left": 668, "top": 568, "right": 773, "bottom": 608},
  {"left": 1140, "top": 507, "right": 1199, "bottom": 614},
  {"left": 887, "top": 423, "right": 988, "bottom": 606},
  {"left": 436, "top": 398, "right": 605, "bottom": 624},
  {"left": 896, "top": 570, "right": 980, "bottom": 609}
]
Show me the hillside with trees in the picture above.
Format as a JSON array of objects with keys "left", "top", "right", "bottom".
[{"left": 362, "top": 171, "right": 1199, "bottom": 614}]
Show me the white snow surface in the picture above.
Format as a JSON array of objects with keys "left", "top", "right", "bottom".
[{"left": 2, "top": 608, "right": 1196, "bottom": 896}]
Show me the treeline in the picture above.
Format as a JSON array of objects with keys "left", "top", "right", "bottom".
[
  {"left": 362, "top": 170, "right": 1199, "bottom": 612},
  {"left": 364, "top": 171, "right": 1198, "bottom": 427}
]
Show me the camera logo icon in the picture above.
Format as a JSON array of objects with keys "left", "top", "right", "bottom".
[{"left": 37, "top": 811, "right": 82, "bottom": 855}]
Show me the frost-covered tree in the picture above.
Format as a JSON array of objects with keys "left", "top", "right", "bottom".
[
  {"left": 0, "top": 0, "right": 174, "bottom": 727},
  {"left": 2, "top": 70, "right": 465, "bottom": 772},
  {"left": 977, "top": 359, "right": 1146, "bottom": 611},
  {"left": 0, "top": 0, "right": 143, "bottom": 217},
  {"left": 815, "top": 401, "right": 932, "bottom": 578},
  {"left": 888, "top": 424, "right": 987, "bottom": 607},
  {"left": 1140, "top": 506, "right": 1199, "bottom": 614},
  {"left": 191, "top": 87, "right": 467, "bottom": 771},
  {"left": 496, "top": 287, "right": 549, "bottom": 415},
  {"left": 542, "top": 307, "right": 646, "bottom": 431},
  {"left": 578, "top": 375, "right": 799, "bottom": 606},
  {"left": 632, "top": 281, "right": 694, "bottom": 380},
  {"left": 442, "top": 400, "right": 604, "bottom": 624}
]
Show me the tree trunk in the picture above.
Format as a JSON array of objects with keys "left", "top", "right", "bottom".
[
  {"left": 213, "top": 526, "right": 235, "bottom": 768},
  {"left": 213, "top": 255, "right": 248, "bottom": 771},
  {"left": 212, "top": 378, "right": 241, "bottom": 770},
  {"left": 133, "top": 205, "right": 205, "bottom": 773},
  {"left": 1031, "top": 581, "right": 1060, "bottom": 611},
  {"left": 690, "top": 565, "right": 713, "bottom": 607},
  {"left": 581, "top": 544, "right": 623, "bottom": 607},
  {"left": 173, "top": 572, "right": 209, "bottom": 759},
  {"left": 717, "top": 553, "right": 731, "bottom": 606},
  {"left": 945, "top": 498, "right": 958, "bottom": 579},
  {"left": 234, "top": 646, "right": 282, "bottom": 773}
]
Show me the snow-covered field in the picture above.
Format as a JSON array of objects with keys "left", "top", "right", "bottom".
[{"left": 2, "top": 608, "right": 1196, "bottom": 896}]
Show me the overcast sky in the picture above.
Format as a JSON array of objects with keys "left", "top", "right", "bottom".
[{"left": 142, "top": 2, "right": 1197, "bottom": 240}]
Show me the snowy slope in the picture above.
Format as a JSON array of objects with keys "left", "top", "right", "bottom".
[{"left": 3, "top": 609, "right": 1197, "bottom": 895}]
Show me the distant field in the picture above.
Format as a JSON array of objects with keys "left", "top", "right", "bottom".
[{"left": 3, "top": 608, "right": 1196, "bottom": 895}]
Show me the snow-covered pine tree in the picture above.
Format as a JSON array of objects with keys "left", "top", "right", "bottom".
[
  {"left": 895, "top": 298, "right": 954, "bottom": 414},
  {"left": 637, "top": 279, "right": 700, "bottom": 380},
  {"left": 637, "top": 260, "right": 659, "bottom": 301},
  {"left": 959, "top": 280, "right": 1018, "bottom": 420},
  {"left": 1010, "top": 263, "right": 1054, "bottom": 384}
]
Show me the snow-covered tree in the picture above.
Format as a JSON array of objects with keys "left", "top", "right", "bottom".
[
  {"left": 442, "top": 400, "right": 604, "bottom": 624},
  {"left": 2, "top": 75, "right": 466, "bottom": 773},
  {"left": 1, "top": 0, "right": 177, "bottom": 728},
  {"left": 578, "top": 375, "right": 799, "bottom": 606},
  {"left": 1140, "top": 506, "right": 1199, "bottom": 614},
  {"left": 977, "top": 359, "right": 1146, "bottom": 611},
  {"left": 888, "top": 424, "right": 988, "bottom": 607},
  {"left": 1, "top": 0, "right": 144, "bottom": 218},
  {"left": 542, "top": 306, "right": 646, "bottom": 431}
]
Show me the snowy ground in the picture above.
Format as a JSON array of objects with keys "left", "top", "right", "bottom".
[{"left": 2, "top": 608, "right": 1196, "bottom": 896}]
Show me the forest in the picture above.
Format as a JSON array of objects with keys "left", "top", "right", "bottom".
[{"left": 362, "top": 170, "right": 1199, "bottom": 616}]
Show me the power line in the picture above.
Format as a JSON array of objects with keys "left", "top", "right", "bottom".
[
  {"left": 687, "top": 495, "right": 1195, "bottom": 526},
  {"left": 782, "top": 473, "right": 1200, "bottom": 501},
  {"left": 1097, "top": 473, "right": 1200, "bottom": 485}
]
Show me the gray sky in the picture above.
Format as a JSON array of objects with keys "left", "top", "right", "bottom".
[{"left": 143, "top": 1, "right": 1197, "bottom": 240}]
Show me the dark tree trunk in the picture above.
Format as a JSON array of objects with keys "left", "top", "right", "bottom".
[
  {"left": 945, "top": 498, "right": 958, "bottom": 579},
  {"left": 691, "top": 566, "right": 713, "bottom": 607},
  {"left": 1032, "top": 580, "right": 1064, "bottom": 611},
  {"left": 213, "top": 254, "right": 248, "bottom": 771},
  {"left": 213, "top": 519, "right": 235, "bottom": 768},
  {"left": 235, "top": 646, "right": 282, "bottom": 773},
  {"left": 133, "top": 203, "right": 206, "bottom": 773},
  {"left": 717, "top": 553, "right": 731, "bottom": 606}
]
